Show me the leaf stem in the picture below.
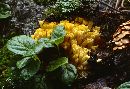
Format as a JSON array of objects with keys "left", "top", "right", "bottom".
[
  {"left": 33, "top": 55, "right": 39, "bottom": 61},
  {"left": 56, "top": 45, "right": 60, "bottom": 57}
]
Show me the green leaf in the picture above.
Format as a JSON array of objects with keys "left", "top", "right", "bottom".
[
  {"left": 117, "top": 81, "right": 130, "bottom": 89},
  {"left": 7, "top": 35, "right": 54, "bottom": 56},
  {"left": 0, "top": 3, "right": 11, "bottom": 19},
  {"left": 37, "top": 38, "right": 54, "bottom": 48},
  {"left": 34, "top": 38, "right": 54, "bottom": 54},
  {"left": 16, "top": 57, "right": 31, "bottom": 69},
  {"left": 20, "top": 58, "right": 41, "bottom": 80},
  {"left": 46, "top": 57, "right": 68, "bottom": 72},
  {"left": 60, "top": 64, "right": 77, "bottom": 86},
  {"left": 51, "top": 25, "right": 66, "bottom": 46},
  {"left": 7, "top": 35, "right": 37, "bottom": 56}
]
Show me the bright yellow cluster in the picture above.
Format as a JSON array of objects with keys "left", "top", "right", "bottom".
[
  {"left": 31, "top": 20, "right": 56, "bottom": 40},
  {"left": 71, "top": 41, "right": 90, "bottom": 67},
  {"left": 32, "top": 17, "right": 100, "bottom": 78},
  {"left": 60, "top": 17, "right": 100, "bottom": 78}
]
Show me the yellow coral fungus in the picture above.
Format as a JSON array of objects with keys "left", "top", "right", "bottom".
[
  {"left": 31, "top": 20, "right": 56, "bottom": 40},
  {"left": 32, "top": 17, "right": 100, "bottom": 78}
]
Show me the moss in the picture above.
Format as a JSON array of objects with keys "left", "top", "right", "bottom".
[{"left": 0, "top": 46, "right": 22, "bottom": 88}]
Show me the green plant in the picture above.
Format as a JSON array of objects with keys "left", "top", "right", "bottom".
[
  {"left": 0, "top": 46, "right": 22, "bottom": 88},
  {"left": 117, "top": 81, "right": 130, "bottom": 89},
  {"left": 56, "top": 0, "right": 81, "bottom": 13},
  {"left": 6, "top": 25, "right": 64, "bottom": 79},
  {"left": 0, "top": 3, "right": 11, "bottom": 19},
  {"left": 46, "top": 57, "right": 68, "bottom": 72},
  {"left": 59, "top": 63, "right": 77, "bottom": 86},
  {"left": 44, "top": 0, "right": 81, "bottom": 17},
  {"left": 7, "top": 25, "right": 77, "bottom": 87}
]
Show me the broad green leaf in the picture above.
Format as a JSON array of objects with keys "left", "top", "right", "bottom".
[
  {"left": 34, "top": 38, "right": 54, "bottom": 54},
  {"left": 60, "top": 64, "right": 77, "bottom": 86},
  {"left": 117, "top": 81, "right": 130, "bottom": 89},
  {"left": 7, "top": 35, "right": 54, "bottom": 56},
  {"left": 0, "top": 3, "right": 11, "bottom": 19},
  {"left": 20, "top": 58, "right": 41, "bottom": 80},
  {"left": 46, "top": 57, "right": 68, "bottom": 72},
  {"left": 51, "top": 25, "right": 66, "bottom": 46},
  {"left": 16, "top": 57, "right": 31, "bottom": 69},
  {"left": 35, "top": 38, "right": 55, "bottom": 54},
  {"left": 7, "top": 35, "right": 36, "bottom": 56}
]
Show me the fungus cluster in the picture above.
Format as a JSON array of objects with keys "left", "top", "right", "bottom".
[
  {"left": 31, "top": 17, "right": 100, "bottom": 78},
  {"left": 113, "top": 20, "right": 130, "bottom": 50}
]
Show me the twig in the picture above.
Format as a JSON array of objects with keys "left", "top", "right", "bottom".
[
  {"left": 96, "top": 0, "right": 123, "bottom": 13},
  {"left": 122, "top": 10, "right": 130, "bottom": 14}
]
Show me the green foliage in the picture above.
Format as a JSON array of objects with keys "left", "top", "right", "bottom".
[
  {"left": 56, "top": 0, "right": 81, "bottom": 13},
  {"left": 117, "top": 81, "right": 130, "bottom": 89},
  {"left": 0, "top": 46, "right": 22, "bottom": 71},
  {"left": 0, "top": 3, "right": 11, "bottom": 19},
  {"left": 7, "top": 35, "right": 54, "bottom": 57},
  {"left": 20, "top": 58, "right": 41, "bottom": 80},
  {"left": 46, "top": 57, "right": 68, "bottom": 72},
  {"left": 0, "top": 31, "right": 21, "bottom": 48},
  {"left": 6, "top": 35, "right": 35, "bottom": 56},
  {"left": 33, "top": 75, "right": 48, "bottom": 89},
  {"left": 44, "top": 0, "right": 81, "bottom": 17},
  {"left": 59, "top": 64, "right": 77, "bottom": 86},
  {"left": 16, "top": 57, "right": 31, "bottom": 69},
  {"left": 6, "top": 25, "right": 66, "bottom": 80},
  {"left": 0, "top": 34, "right": 7, "bottom": 48},
  {"left": 0, "top": 46, "right": 22, "bottom": 88},
  {"left": 6, "top": 35, "right": 44, "bottom": 80},
  {"left": 4, "top": 23, "right": 74, "bottom": 87},
  {"left": 0, "top": 46, "right": 13, "bottom": 65},
  {"left": 51, "top": 25, "right": 66, "bottom": 46},
  {"left": 7, "top": 35, "right": 38, "bottom": 56},
  {"left": 37, "top": 38, "right": 54, "bottom": 48}
]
